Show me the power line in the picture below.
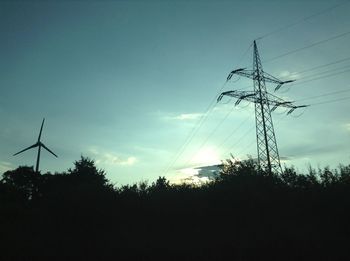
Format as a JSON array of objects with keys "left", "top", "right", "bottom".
[
  {"left": 217, "top": 115, "right": 251, "bottom": 150},
  {"left": 162, "top": 44, "right": 254, "bottom": 175},
  {"left": 215, "top": 49, "right": 350, "bottom": 168},
  {"left": 167, "top": 24, "right": 350, "bottom": 174},
  {"left": 223, "top": 93, "right": 350, "bottom": 164},
  {"left": 231, "top": 95, "right": 350, "bottom": 158},
  {"left": 161, "top": 88, "right": 221, "bottom": 175},
  {"left": 229, "top": 58, "right": 350, "bottom": 96},
  {"left": 190, "top": 83, "right": 350, "bottom": 171},
  {"left": 272, "top": 66, "right": 350, "bottom": 94},
  {"left": 163, "top": 1, "right": 350, "bottom": 176},
  {"left": 225, "top": 114, "right": 289, "bottom": 160},
  {"left": 288, "top": 68, "right": 350, "bottom": 87},
  {"left": 297, "top": 88, "right": 350, "bottom": 102},
  {"left": 184, "top": 105, "right": 236, "bottom": 166},
  {"left": 256, "top": 0, "right": 349, "bottom": 40},
  {"left": 300, "top": 63, "right": 350, "bottom": 78},
  {"left": 309, "top": 96, "right": 350, "bottom": 106},
  {"left": 180, "top": 43, "right": 253, "bottom": 165},
  {"left": 222, "top": 125, "right": 255, "bottom": 156},
  {"left": 232, "top": 57, "right": 350, "bottom": 91},
  {"left": 286, "top": 57, "right": 350, "bottom": 77},
  {"left": 288, "top": 64, "right": 350, "bottom": 82},
  {"left": 264, "top": 30, "right": 350, "bottom": 63}
]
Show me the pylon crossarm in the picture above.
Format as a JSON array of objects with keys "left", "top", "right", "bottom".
[
  {"left": 227, "top": 69, "right": 254, "bottom": 81},
  {"left": 287, "top": 107, "right": 297, "bottom": 115},
  {"left": 218, "top": 90, "right": 255, "bottom": 103},
  {"left": 266, "top": 91, "right": 288, "bottom": 102},
  {"left": 235, "top": 70, "right": 255, "bottom": 80},
  {"left": 271, "top": 101, "right": 293, "bottom": 111},
  {"left": 217, "top": 89, "right": 304, "bottom": 114},
  {"left": 265, "top": 92, "right": 299, "bottom": 109},
  {"left": 262, "top": 71, "right": 283, "bottom": 84},
  {"left": 261, "top": 72, "right": 295, "bottom": 91},
  {"left": 227, "top": 68, "right": 246, "bottom": 80},
  {"left": 217, "top": 91, "right": 233, "bottom": 102},
  {"left": 217, "top": 90, "right": 238, "bottom": 102},
  {"left": 274, "top": 80, "right": 295, "bottom": 91},
  {"left": 287, "top": 105, "right": 309, "bottom": 115},
  {"left": 235, "top": 93, "right": 256, "bottom": 106}
]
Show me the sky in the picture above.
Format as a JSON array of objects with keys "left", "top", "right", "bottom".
[{"left": 1, "top": 0, "right": 350, "bottom": 185}]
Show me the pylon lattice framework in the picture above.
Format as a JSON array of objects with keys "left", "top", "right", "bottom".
[{"left": 218, "top": 41, "right": 308, "bottom": 175}]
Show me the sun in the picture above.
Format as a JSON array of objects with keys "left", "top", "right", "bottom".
[{"left": 192, "top": 147, "right": 221, "bottom": 166}]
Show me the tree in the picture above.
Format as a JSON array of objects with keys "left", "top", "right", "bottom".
[
  {"left": 68, "top": 156, "right": 109, "bottom": 187},
  {"left": 1, "top": 166, "right": 38, "bottom": 200},
  {"left": 218, "top": 155, "right": 260, "bottom": 181}
]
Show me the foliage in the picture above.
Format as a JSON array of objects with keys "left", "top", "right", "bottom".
[
  {"left": 1, "top": 166, "right": 38, "bottom": 200},
  {"left": 68, "top": 156, "right": 109, "bottom": 187},
  {"left": 1, "top": 156, "right": 350, "bottom": 260}
]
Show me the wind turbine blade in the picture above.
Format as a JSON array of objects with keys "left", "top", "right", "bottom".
[
  {"left": 37, "top": 118, "right": 45, "bottom": 142},
  {"left": 13, "top": 143, "right": 38, "bottom": 156},
  {"left": 41, "top": 143, "right": 58, "bottom": 158}
]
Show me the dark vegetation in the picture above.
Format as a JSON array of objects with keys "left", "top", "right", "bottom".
[{"left": 1, "top": 156, "right": 350, "bottom": 260}]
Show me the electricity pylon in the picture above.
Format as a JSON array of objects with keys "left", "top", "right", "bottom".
[{"left": 218, "top": 40, "right": 307, "bottom": 175}]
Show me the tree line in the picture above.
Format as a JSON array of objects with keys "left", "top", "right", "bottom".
[{"left": 1, "top": 156, "right": 350, "bottom": 260}]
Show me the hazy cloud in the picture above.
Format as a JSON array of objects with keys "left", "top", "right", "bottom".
[
  {"left": 345, "top": 123, "right": 350, "bottom": 132},
  {"left": 164, "top": 113, "right": 203, "bottom": 121},
  {"left": 87, "top": 147, "right": 137, "bottom": 167},
  {"left": 280, "top": 156, "right": 292, "bottom": 162},
  {"left": 279, "top": 70, "right": 301, "bottom": 80},
  {"left": 284, "top": 143, "right": 347, "bottom": 158},
  {"left": 0, "top": 161, "right": 13, "bottom": 173},
  {"left": 103, "top": 153, "right": 137, "bottom": 166},
  {"left": 196, "top": 165, "right": 222, "bottom": 179},
  {"left": 173, "top": 167, "right": 210, "bottom": 184}
]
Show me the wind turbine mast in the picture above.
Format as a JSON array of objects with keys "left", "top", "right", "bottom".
[
  {"left": 218, "top": 41, "right": 308, "bottom": 175},
  {"left": 13, "top": 118, "right": 58, "bottom": 173}
]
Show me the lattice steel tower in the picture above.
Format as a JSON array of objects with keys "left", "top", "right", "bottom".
[{"left": 218, "top": 41, "right": 307, "bottom": 175}]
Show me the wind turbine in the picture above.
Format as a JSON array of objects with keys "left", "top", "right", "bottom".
[{"left": 13, "top": 118, "right": 58, "bottom": 173}]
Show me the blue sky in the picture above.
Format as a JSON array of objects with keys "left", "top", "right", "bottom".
[{"left": 1, "top": 0, "right": 350, "bottom": 184}]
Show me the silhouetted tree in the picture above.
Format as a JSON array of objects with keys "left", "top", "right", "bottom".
[
  {"left": 339, "top": 163, "right": 350, "bottom": 185},
  {"left": 318, "top": 166, "right": 339, "bottom": 187},
  {"left": 1, "top": 166, "right": 38, "bottom": 200},
  {"left": 68, "top": 156, "right": 109, "bottom": 187},
  {"left": 151, "top": 176, "right": 170, "bottom": 190},
  {"left": 1, "top": 156, "right": 350, "bottom": 260}
]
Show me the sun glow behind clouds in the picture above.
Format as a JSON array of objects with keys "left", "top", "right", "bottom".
[
  {"left": 192, "top": 147, "right": 221, "bottom": 166},
  {"left": 169, "top": 147, "right": 222, "bottom": 184},
  {"left": 174, "top": 167, "right": 210, "bottom": 185}
]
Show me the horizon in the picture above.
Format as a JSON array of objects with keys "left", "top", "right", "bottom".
[{"left": 1, "top": 0, "right": 350, "bottom": 185}]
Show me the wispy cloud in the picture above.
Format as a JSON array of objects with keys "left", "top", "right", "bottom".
[
  {"left": 345, "top": 123, "right": 350, "bottom": 132},
  {"left": 87, "top": 147, "right": 137, "bottom": 167},
  {"left": 284, "top": 143, "right": 347, "bottom": 158},
  {"left": 102, "top": 153, "right": 137, "bottom": 166},
  {"left": 0, "top": 161, "right": 13, "bottom": 173},
  {"left": 279, "top": 70, "right": 301, "bottom": 80},
  {"left": 164, "top": 113, "right": 203, "bottom": 121}
]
